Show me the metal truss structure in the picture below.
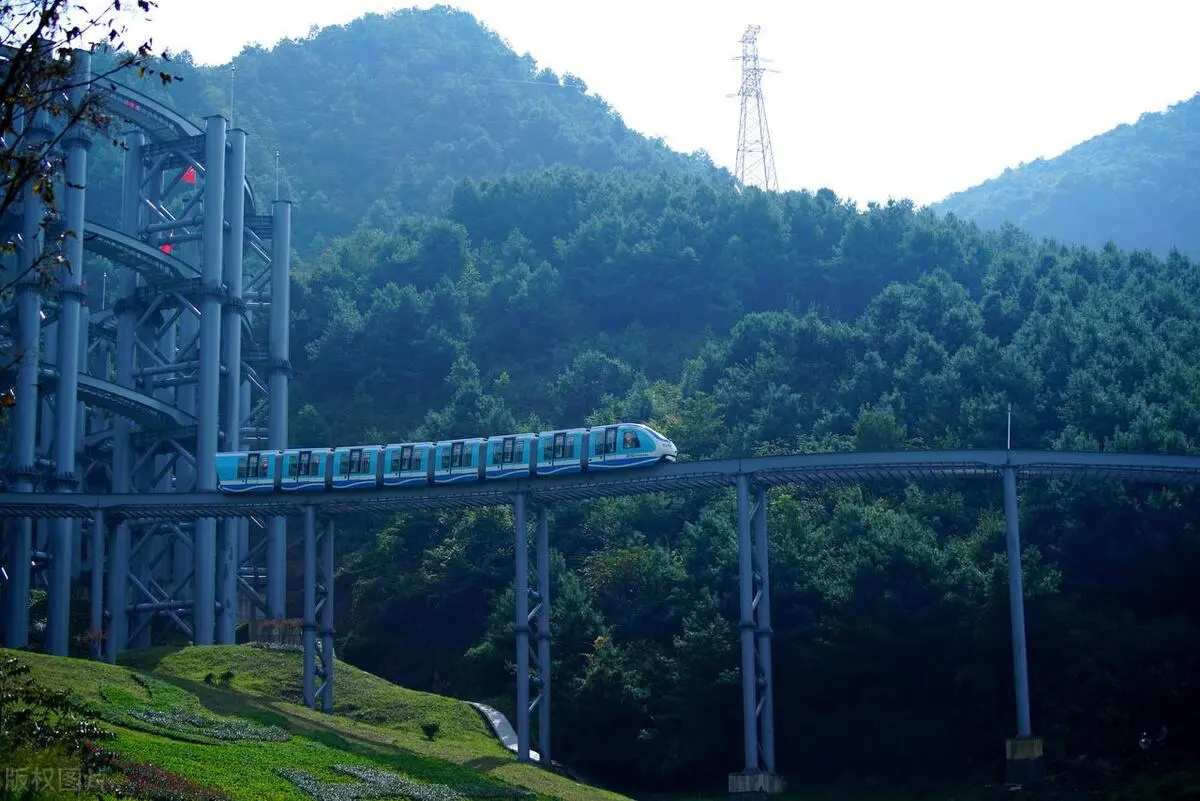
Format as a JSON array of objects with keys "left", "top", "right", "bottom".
[
  {"left": 0, "top": 48, "right": 292, "bottom": 662},
  {"left": 4, "top": 446, "right": 1200, "bottom": 790},
  {"left": 733, "top": 24, "right": 778, "bottom": 192}
]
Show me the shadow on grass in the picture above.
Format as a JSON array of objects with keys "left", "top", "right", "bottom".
[{"left": 463, "top": 756, "right": 513, "bottom": 773}]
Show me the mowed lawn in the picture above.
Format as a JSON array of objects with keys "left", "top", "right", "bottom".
[{"left": 2, "top": 644, "right": 630, "bottom": 801}]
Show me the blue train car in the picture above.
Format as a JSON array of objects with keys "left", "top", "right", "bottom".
[
  {"left": 484, "top": 433, "right": 536, "bottom": 481},
  {"left": 586, "top": 423, "right": 675, "bottom": 471},
  {"left": 433, "top": 437, "right": 484, "bottom": 484},
  {"left": 280, "top": 447, "right": 333, "bottom": 492},
  {"left": 534, "top": 427, "right": 587, "bottom": 476},
  {"left": 382, "top": 442, "right": 434, "bottom": 488},
  {"left": 215, "top": 450, "right": 280, "bottom": 493},
  {"left": 331, "top": 445, "right": 383, "bottom": 491}
]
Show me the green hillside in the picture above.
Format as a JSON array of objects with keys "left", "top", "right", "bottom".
[
  {"left": 0, "top": 645, "right": 628, "bottom": 801},
  {"left": 934, "top": 93, "right": 1200, "bottom": 257}
]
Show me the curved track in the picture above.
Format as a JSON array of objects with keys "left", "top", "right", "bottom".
[{"left": 2, "top": 448, "right": 1198, "bottom": 521}]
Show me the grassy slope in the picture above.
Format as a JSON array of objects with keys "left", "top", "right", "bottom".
[{"left": 3, "top": 644, "right": 630, "bottom": 801}]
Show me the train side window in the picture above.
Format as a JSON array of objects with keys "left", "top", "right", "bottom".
[
  {"left": 399, "top": 445, "right": 412, "bottom": 471},
  {"left": 412, "top": 450, "right": 422, "bottom": 471},
  {"left": 260, "top": 455, "right": 269, "bottom": 475},
  {"left": 247, "top": 453, "right": 259, "bottom": 478},
  {"left": 604, "top": 427, "right": 617, "bottom": 454},
  {"left": 623, "top": 431, "right": 641, "bottom": 449},
  {"left": 565, "top": 435, "right": 575, "bottom": 458},
  {"left": 552, "top": 432, "right": 564, "bottom": 459},
  {"left": 237, "top": 457, "right": 248, "bottom": 478},
  {"left": 451, "top": 442, "right": 463, "bottom": 468},
  {"left": 503, "top": 437, "right": 514, "bottom": 463},
  {"left": 299, "top": 450, "right": 312, "bottom": 476},
  {"left": 515, "top": 440, "right": 524, "bottom": 461}
]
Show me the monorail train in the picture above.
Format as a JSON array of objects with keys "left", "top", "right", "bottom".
[{"left": 214, "top": 422, "right": 678, "bottom": 494}]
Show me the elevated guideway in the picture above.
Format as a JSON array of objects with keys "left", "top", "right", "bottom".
[
  {"left": 2, "top": 449, "right": 1199, "bottom": 522},
  {"left": 39, "top": 362, "right": 196, "bottom": 430},
  {"left": 83, "top": 220, "right": 199, "bottom": 283}
]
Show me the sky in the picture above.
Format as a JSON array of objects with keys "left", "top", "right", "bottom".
[{"left": 109, "top": 0, "right": 1200, "bottom": 207}]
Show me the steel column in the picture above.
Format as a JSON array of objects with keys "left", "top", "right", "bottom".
[
  {"left": 535, "top": 504, "right": 552, "bottom": 764},
  {"left": 302, "top": 505, "right": 316, "bottom": 708},
  {"left": 192, "top": 115, "right": 227, "bottom": 646},
  {"left": 513, "top": 492, "right": 531, "bottom": 762},
  {"left": 752, "top": 485, "right": 776, "bottom": 773},
  {"left": 3, "top": 101, "right": 51, "bottom": 649},
  {"left": 735, "top": 474, "right": 759, "bottom": 771},
  {"left": 266, "top": 200, "right": 291, "bottom": 620},
  {"left": 320, "top": 517, "right": 335, "bottom": 713},
  {"left": 217, "top": 127, "right": 246, "bottom": 645},
  {"left": 1002, "top": 467, "right": 1032, "bottom": 738},
  {"left": 89, "top": 510, "right": 105, "bottom": 660},
  {"left": 46, "top": 50, "right": 92, "bottom": 655}
]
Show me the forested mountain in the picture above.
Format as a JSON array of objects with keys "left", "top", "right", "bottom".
[
  {"left": 935, "top": 93, "right": 1200, "bottom": 258},
  {"left": 83, "top": 4, "right": 725, "bottom": 255},
  {"left": 63, "top": 5, "right": 1200, "bottom": 796}
]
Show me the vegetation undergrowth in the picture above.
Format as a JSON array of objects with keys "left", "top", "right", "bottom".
[{"left": 0, "top": 644, "right": 629, "bottom": 801}]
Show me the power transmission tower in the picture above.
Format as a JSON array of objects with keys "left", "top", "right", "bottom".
[{"left": 733, "top": 24, "right": 778, "bottom": 192}]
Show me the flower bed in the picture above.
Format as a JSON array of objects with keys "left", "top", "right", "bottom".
[
  {"left": 128, "top": 706, "right": 291, "bottom": 742},
  {"left": 276, "top": 764, "right": 533, "bottom": 801}
]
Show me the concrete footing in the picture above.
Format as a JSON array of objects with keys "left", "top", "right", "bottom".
[
  {"left": 728, "top": 770, "right": 786, "bottom": 800},
  {"left": 1005, "top": 736, "right": 1046, "bottom": 785}
]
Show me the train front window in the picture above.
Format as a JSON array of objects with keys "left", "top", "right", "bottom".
[{"left": 623, "top": 432, "right": 641, "bottom": 449}]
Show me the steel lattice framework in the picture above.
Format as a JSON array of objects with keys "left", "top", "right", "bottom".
[
  {"left": 0, "top": 47, "right": 293, "bottom": 660},
  {"left": 733, "top": 24, "right": 777, "bottom": 192}
]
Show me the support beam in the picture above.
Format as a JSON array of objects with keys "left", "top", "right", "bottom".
[
  {"left": 1001, "top": 467, "right": 1044, "bottom": 784},
  {"left": 266, "top": 200, "right": 292, "bottom": 620},
  {"left": 3, "top": 101, "right": 51, "bottom": 649},
  {"left": 192, "top": 114, "right": 228, "bottom": 646},
  {"left": 302, "top": 505, "right": 316, "bottom": 708},
  {"left": 513, "top": 492, "right": 531, "bottom": 762},
  {"left": 217, "top": 126, "right": 247, "bottom": 645},
  {"left": 535, "top": 504, "right": 552, "bottom": 764},
  {"left": 46, "top": 49, "right": 92, "bottom": 656},
  {"left": 89, "top": 510, "right": 105, "bottom": 660},
  {"left": 729, "top": 475, "right": 785, "bottom": 799},
  {"left": 320, "top": 517, "right": 335, "bottom": 714},
  {"left": 752, "top": 485, "right": 776, "bottom": 773}
]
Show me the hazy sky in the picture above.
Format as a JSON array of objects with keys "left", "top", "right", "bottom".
[{"left": 114, "top": 0, "right": 1200, "bottom": 206}]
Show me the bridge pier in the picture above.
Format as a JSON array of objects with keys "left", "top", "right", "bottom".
[
  {"left": 302, "top": 508, "right": 335, "bottom": 713},
  {"left": 1001, "top": 467, "right": 1043, "bottom": 784},
  {"left": 512, "top": 492, "right": 552, "bottom": 764},
  {"left": 730, "top": 474, "right": 784, "bottom": 800}
]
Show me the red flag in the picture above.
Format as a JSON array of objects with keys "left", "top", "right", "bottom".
[{"left": 182, "top": 165, "right": 196, "bottom": 184}]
